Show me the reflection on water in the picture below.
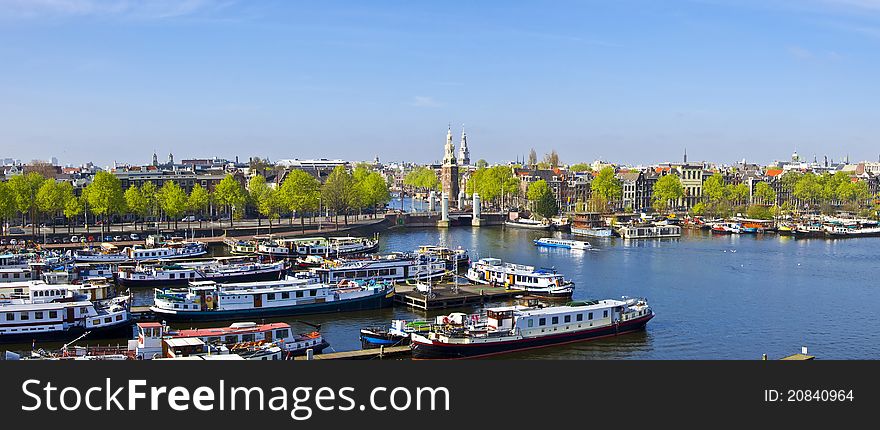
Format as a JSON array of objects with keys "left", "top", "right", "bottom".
[{"left": 15, "top": 226, "right": 880, "bottom": 359}]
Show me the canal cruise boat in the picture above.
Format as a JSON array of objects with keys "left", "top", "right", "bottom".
[
  {"left": 310, "top": 253, "right": 447, "bottom": 284},
  {"left": 0, "top": 282, "right": 131, "bottom": 343},
  {"left": 256, "top": 236, "right": 379, "bottom": 258},
  {"left": 410, "top": 297, "right": 654, "bottom": 359},
  {"left": 466, "top": 258, "right": 574, "bottom": 298},
  {"left": 130, "top": 321, "right": 329, "bottom": 359},
  {"left": 149, "top": 275, "right": 395, "bottom": 321},
  {"left": 117, "top": 258, "right": 286, "bottom": 287}
]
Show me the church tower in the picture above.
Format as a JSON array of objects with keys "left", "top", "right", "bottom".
[
  {"left": 458, "top": 125, "right": 470, "bottom": 166},
  {"left": 152, "top": 152, "right": 158, "bottom": 167},
  {"left": 440, "top": 124, "right": 460, "bottom": 209}
]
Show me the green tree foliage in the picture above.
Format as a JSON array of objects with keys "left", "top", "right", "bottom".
[
  {"left": 476, "top": 159, "right": 488, "bottom": 169},
  {"left": 63, "top": 195, "right": 84, "bottom": 233},
  {"left": 753, "top": 182, "right": 777, "bottom": 205},
  {"left": 214, "top": 174, "right": 247, "bottom": 227},
  {"left": 403, "top": 167, "right": 440, "bottom": 191},
  {"left": 356, "top": 170, "right": 391, "bottom": 217},
  {"left": 124, "top": 185, "right": 148, "bottom": 230},
  {"left": 36, "top": 180, "right": 67, "bottom": 234},
  {"left": 543, "top": 150, "right": 560, "bottom": 169},
  {"left": 322, "top": 165, "right": 356, "bottom": 225},
  {"left": 590, "top": 167, "right": 621, "bottom": 212},
  {"left": 568, "top": 163, "right": 591, "bottom": 173},
  {"left": 652, "top": 174, "right": 684, "bottom": 212},
  {"left": 7, "top": 172, "right": 45, "bottom": 235},
  {"left": 792, "top": 173, "right": 822, "bottom": 207},
  {"left": 280, "top": 170, "right": 321, "bottom": 228},
  {"left": 85, "top": 171, "right": 125, "bottom": 235},
  {"left": 466, "top": 166, "right": 518, "bottom": 207},
  {"left": 702, "top": 173, "right": 727, "bottom": 203},
  {"left": 726, "top": 183, "right": 750, "bottom": 206},
  {"left": 188, "top": 183, "right": 211, "bottom": 227},
  {"left": 247, "top": 175, "right": 271, "bottom": 226},
  {"left": 158, "top": 181, "right": 188, "bottom": 229},
  {"left": 746, "top": 204, "right": 773, "bottom": 220},
  {"left": 527, "top": 180, "right": 558, "bottom": 219},
  {"left": 0, "top": 182, "right": 16, "bottom": 235}
]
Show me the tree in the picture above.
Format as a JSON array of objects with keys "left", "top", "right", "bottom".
[
  {"left": 476, "top": 159, "right": 488, "bottom": 169},
  {"left": 652, "top": 174, "right": 684, "bottom": 212},
  {"left": 793, "top": 173, "right": 822, "bottom": 209},
  {"left": 591, "top": 167, "right": 622, "bottom": 212},
  {"left": 527, "top": 180, "right": 558, "bottom": 219},
  {"left": 358, "top": 171, "right": 391, "bottom": 217},
  {"left": 124, "top": 185, "right": 148, "bottom": 231},
  {"left": 569, "top": 163, "right": 591, "bottom": 173},
  {"left": 158, "top": 181, "right": 188, "bottom": 229},
  {"left": 7, "top": 172, "right": 45, "bottom": 235},
  {"left": 247, "top": 175, "right": 271, "bottom": 226},
  {"left": 36, "top": 180, "right": 66, "bottom": 234},
  {"left": 403, "top": 167, "right": 440, "bottom": 192},
  {"left": 63, "top": 195, "right": 83, "bottom": 234},
  {"left": 726, "top": 183, "right": 750, "bottom": 207},
  {"left": 746, "top": 204, "right": 773, "bottom": 220},
  {"left": 0, "top": 182, "right": 15, "bottom": 236},
  {"left": 85, "top": 171, "right": 124, "bottom": 235},
  {"left": 543, "top": 150, "right": 560, "bottom": 169},
  {"left": 322, "top": 165, "right": 356, "bottom": 225},
  {"left": 703, "top": 173, "right": 726, "bottom": 203},
  {"left": 188, "top": 183, "right": 211, "bottom": 228},
  {"left": 753, "top": 182, "right": 777, "bottom": 206},
  {"left": 140, "top": 181, "right": 159, "bottom": 229},
  {"left": 214, "top": 175, "right": 247, "bottom": 227},
  {"left": 527, "top": 149, "right": 537, "bottom": 167},
  {"left": 280, "top": 170, "right": 321, "bottom": 230}
]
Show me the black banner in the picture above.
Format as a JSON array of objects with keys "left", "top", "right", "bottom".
[{"left": 0, "top": 360, "right": 874, "bottom": 426}]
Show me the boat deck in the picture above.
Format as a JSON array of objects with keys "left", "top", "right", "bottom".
[
  {"left": 393, "top": 282, "right": 521, "bottom": 311},
  {"left": 294, "top": 345, "right": 411, "bottom": 360}
]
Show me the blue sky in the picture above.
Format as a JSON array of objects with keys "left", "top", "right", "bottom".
[{"left": 1, "top": 0, "right": 879, "bottom": 167}]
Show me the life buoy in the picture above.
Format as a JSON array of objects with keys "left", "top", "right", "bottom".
[{"left": 205, "top": 295, "right": 213, "bottom": 303}]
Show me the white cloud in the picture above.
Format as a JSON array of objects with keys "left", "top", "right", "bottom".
[{"left": 409, "top": 96, "right": 442, "bottom": 108}]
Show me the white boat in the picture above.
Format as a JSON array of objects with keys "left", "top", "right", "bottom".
[
  {"left": 117, "top": 259, "right": 286, "bottom": 287},
  {"left": 310, "top": 253, "right": 447, "bottom": 284},
  {"left": 533, "top": 238, "right": 592, "bottom": 250},
  {"left": 73, "top": 241, "right": 207, "bottom": 263},
  {"left": 257, "top": 236, "right": 379, "bottom": 257},
  {"left": 223, "top": 238, "right": 258, "bottom": 254},
  {"left": 504, "top": 219, "right": 552, "bottom": 230},
  {"left": 0, "top": 282, "right": 131, "bottom": 343},
  {"left": 571, "top": 226, "right": 613, "bottom": 237},
  {"left": 411, "top": 297, "right": 653, "bottom": 359},
  {"left": 466, "top": 257, "right": 574, "bottom": 298}
]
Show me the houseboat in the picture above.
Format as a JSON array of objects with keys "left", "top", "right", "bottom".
[
  {"left": 223, "top": 238, "right": 258, "bottom": 255},
  {"left": 570, "top": 212, "right": 612, "bottom": 237},
  {"left": 533, "top": 238, "right": 592, "bottom": 250},
  {"left": 711, "top": 222, "right": 742, "bottom": 234},
  {"left": 149, "top": 276, "right": 395, "bottom": 321},
  {"left": 0, "top": 282, "right": 131, "bottom": 343},
  {"left": 257, "top": 236, "right": 379, "bottom": 258},
  {"left": 310, "top": 253, "right": 447, "bottom": 284},
  {"left": 466, "top": 257, "right": 574, "bottom": 298},
  {"left": 618, "top": 224, "right": 682, "bottom": 239},
  {"left": 359, "top": 314, "right": 463, "bottom": 349},
  {"left": 416, "top": 245, "right": 469, "bottom": 270},
  {"left": 410, "top": 297, "right": 653, "bottom": 359},
  {"left": 117, "top": 259, "right": 286, "bottom": 287},
  {"left": 793, "top": 224, "right": 825, "bottom": 238},
  {"left": 73, "top": 241, "right": 207, "bottom": 263},
  {"left": 130, "top": 321, "right": 329, "bottom": 360}
]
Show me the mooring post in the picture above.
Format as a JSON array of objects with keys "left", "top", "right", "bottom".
[{"left": 306, "top": 349, "right": 314, "bottom": 360}]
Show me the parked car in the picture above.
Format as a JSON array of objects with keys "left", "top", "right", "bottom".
[
  {"left": 181, "top": 215, "right": 196, "bottom": 222},
  {"left": 9, "top": 239, "right": 17, "bottom": 245},
  {"left": 130, "top": 233, "right": 140, "bottom": 241},
  {"left": 70, "top": 236, "right": 79, "bottom": 243},
  {"left": 0, "top": 239, "right": 7, "bottom": 245},
  {"left": 113, "top": 236, "right": 122, "bottom": 241},
  {"left": 9, "top": 227, "right": 25, "bottom": 235}
]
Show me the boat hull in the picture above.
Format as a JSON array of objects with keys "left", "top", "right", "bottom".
[
  {"left": 0, "top": 320, "right": 133, "bottom": 344},
  {"left": 504, "top": 221, "right": 551, "bottom": 230},
  {"left": 117, "top": 268, "right": 285, "bottom": 288},
  {"left": 149, "top": 290, "right": 395, "bottom": 322},
  {"left": 570, "top": 227, "right": 612, "bottom": 237},
  {"left": 359, "top": 329, "right": 411, "bottom": 349},
  {"left": 411, "top": 313, "right": 653, "bottom": 359}
]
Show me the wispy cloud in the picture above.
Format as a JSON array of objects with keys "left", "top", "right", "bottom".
[
  {"left": 409, "top": 96, "right": 442, "bottom": 108},
  {"left": 0, "top": 0, "right": 230, "bottom": 19},
  {"left": 788, "top": 45, "right": 815, "bottom": 59}
]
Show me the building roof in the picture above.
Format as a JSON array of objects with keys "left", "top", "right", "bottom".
[{"left": 765, "top": 168, "right": 784, "bottom": 177}]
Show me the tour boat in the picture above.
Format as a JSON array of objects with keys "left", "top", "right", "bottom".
[
  {"left": 410, "top": 297, "right": 653, "bottom": 359},
  {"left": 618, "top": 225, "right": 682, "bottom": 239},
  {"left": 533, "top": 238, "right": 592, "bottom": 250},
  {"left": 130, "top": 321, "right": 329, "bottom": 360},
  {"left": 416, "top": 245, "right": 469, "bottom": 270},
  {"left": 257, "top": 236, "right": 379, "bottom": 258},
  {"left": 117, "top": 258, "right": 286, "bottom": 287},
  {"left": 466, "top": 258, "right": 574, "bottom": 298},
  {"left": 504, "top": 218, "right": 552, "bottom": 230},
  {"left": 74, "top": 241, "right": 207, "bottom": 263},
  {"left": 149, "top": 276, "right": 395, "bottom": 321},
  {"left": 359, "top": 314, "right": 463, "bottom": 349},
  {"left": 310, "top": 253, "right": 447, "bottom": 284},
  {"left": 570, "top": 226, "right": 613, "bottom": 237},
  {"left": 0, "top": 282, "right": 131, "bottom": 343}
]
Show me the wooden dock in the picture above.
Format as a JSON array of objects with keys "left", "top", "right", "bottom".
[
  {"left": 393, "top": 281, "right": 521, "bottom": 311},
  {"left": 294, "top": 345, "right": 411, "bottom": 360}
]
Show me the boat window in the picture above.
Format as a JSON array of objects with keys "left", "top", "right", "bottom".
[
  {"left": 20, "top": 312, "right": 29, "bottom": 321},
  {"left": 356, "top": 271, "right": 367, "bottom": 278},
  {"left": 116, "top": 315, "right": 123, "bottom": 321},
  {"left": 296, "top": 291, "right": 304, "bottom": 298},
  {"left": 242, "top": 334, "right": 255, "bottom": 342},
  {"left": 564, "top": 315, "right": 571, "bottom": 323},
  {"left": 35, "top": 312, "right": 43, "bottom": 320},
  {"left": 603, "top": 310, "right": 608, "bottom": 318},
  {"left": 576, "top": 314, "right": 583, "bottom": 322},
  {"left": 588, "top": 312, "right": 593, "bottom": 320},
  {"left": 276, "top": 329, "right": 289, "bottom": 338},
  {"left": 310, "top": 290, "right": 317, "bottom": 297},
  {"left": 207, "top": 337, "right": 221, "bottom": 344},
  {"left": 538, "top": 318, "right": 546, "bottom": 326},
  {"left": 104, "top": 317, "right": 112, "bottom": 324},
  {"left": 267, "top": 293, "right": 276, "bottom": 300},
  {"left": 190, "top": 273, "right": 195, "bottom": 278},
  {"left": 225, "top": 336, "right": 238, "bottom": 343},
  {"left": 527, "top": 319, "right": 534, "bottom": 328},
  {"left": 551, "top": 317, "right": 559, "bottom": 325},
  {"left": 4, "top": 313, "right": 11, "bottom": 321},
  {"left": 93, "top": 319, "right": 100, "bottom": 325},
  {"left": 281, "top": 292, "right": 290, "bottom": 299},
  {"left": 169, "top": 274, "right": 175, "bottom": 279},
  {"left": 49, "top": 311, "right": 57, "bottom": 319}
]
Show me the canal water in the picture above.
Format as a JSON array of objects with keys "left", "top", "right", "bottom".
[{"left": 17, "top": 226, "right": 880, "bottom": 359}]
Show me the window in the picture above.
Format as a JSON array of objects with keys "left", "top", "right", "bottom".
[
  {"left": 551, "top": 317, "right": 559, "bottom": 324},
  {"left": 93, "top": 319, "right": 100, "bottom": 325},
  {"left": 242, "top": 334, "right": 255, "bottom": 342},
  {"left": 576, "top": 314, "right": 583, "bottom": 322},
  {"left": 603, "top": 310, "right": 608, "bottom": 318},
  {"left": 281, "top": 292, "right": 290, "bottom": 299},
  {"left": 538, "top": 318, "right": 546, "bottom": 326},
  {"left": 588, "top": 312, "right": 593, "bottom": 320},
  {"left": 276, "top": 329, "right": 289, "bottom": 338},
  {"left": 104, "top": 317, "right": 112, "bottom": 324},
  {"left": 4, "top": 313, "right": 11, "bottom": 321},
  {"left": 169, "top": 273, "right": 175, "bottom": 279},
  {"left": 296, "top": 291, "right": 304, "bottom": 298},
  {"left": 267, "top": 293, "right": 276, "bottom": 300},
  {"left": 564, "top": 315, "right": 571, "bottom": 323},
  {"left": 225, "top": 335, "right": 238, "bottom": 344},
  {"left": 527, "top": 319, "right": 534, "bottom": 328},
  {"left": 35, "top": 312, "right": 43, "bottom": 320},
  {"left": 116, "top": 315, "right": 123, "bottom": 321},
  {"left": 20, "top": 312, "right": 29, "bottom": 321},
  {"left": 310, "top": 290, "right": 317, "bottom": 297},
  {"left": 49, "top": 311, "right": 57, "bottom": 319}
]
